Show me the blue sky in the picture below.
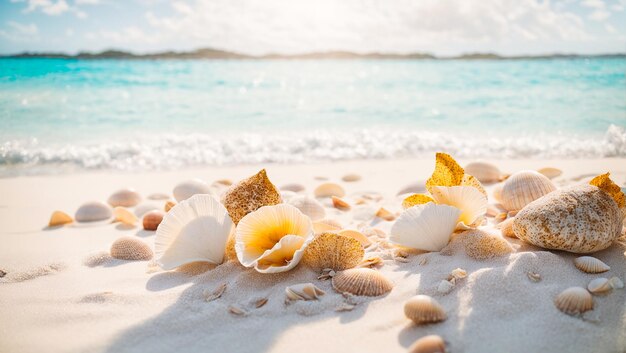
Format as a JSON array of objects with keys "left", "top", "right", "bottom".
[{"left": 1, "top": 0, "right": 625, "bottom": 55}]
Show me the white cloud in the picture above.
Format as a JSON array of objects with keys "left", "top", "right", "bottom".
[
  {"left": 580, "top": 0, "right": 605, "bottom": 9},
  {"left": 605, "top": 24, "right": 617, "bottom": 33},
  {"left": 20, "top": 0, "right": 87, "bottom": 17},
  {"left": 589, "top": 9, "right": 611, "bottom": 20},
  {"left": 75, "top": 0, "right": 100, "bottom": 4},
  {"left": 0, "top": 21, "right": 39, "bottom": 42}
]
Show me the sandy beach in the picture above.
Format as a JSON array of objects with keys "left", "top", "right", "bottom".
[{"left": 1, "top": 157, "right": 625, "bottom": 353}]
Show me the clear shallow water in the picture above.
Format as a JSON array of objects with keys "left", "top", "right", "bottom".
[{"left": 0, "top": 58, "right": 625, "bottom": 175}]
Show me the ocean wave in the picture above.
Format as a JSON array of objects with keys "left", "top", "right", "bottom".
[{"left": 1, "top": 125, "right": 624, "bottom": 175}]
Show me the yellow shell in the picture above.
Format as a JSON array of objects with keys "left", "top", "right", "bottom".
[
  {"left": 338, "top": 229, "right": 372, "bottom": 247},
  {"left": 48, "top": 210, "right": 73, "bottom": 227},
  {"left": 465, "top": 161, "right": 502, "bottom": 183},
  {"left": 404, "top": 295, "right": 447, "bottom": 324},
  {"left": 222, "top": 169, "right": 282, "bottom": 225},
  {"left": 332, "top": 196, "right": 351, "bottom": 211},
  {"left": 312, "top": 218, "right": 342, "bottom": 234},
  {"left": 574, "top": 256, "right": 610, "bottom": 273},
  {"left": 500, "top": 170, "right": 556, "bottom": 212},
  {"left": 332, "top": 268, "right": 393, "bottom": 296},
  {"left": 288, "top": 195, "right": 326, "bottom": 221},
  {"left": 461, "top": 229, "right": 513, "bottom": 260},
  {"left": 375, "top": 207, "right": 396, "bottom": 221},
  {"left": 554, "top": 287, "right": 593, "bottom": 315},
  {"left": 538, "top": 167, "right": 563, "bottom": 179},
  {"left": 110, "top": 236, "right": 153, "bottom": 261},
  {"left": 113, "top": 206, "right": 138, "bottom": 226},
  {"left": 408, "top": 335, "right": 447, "bottom": 353},
  {"left": 314, "top": 182, "right": 346, "bottom": 198},
  {"left": 342, "top": 173, "right": 361, "bottom": 182},
  {"left": 164, "top": 201, "right": 176, "bottom": 212},
  {"left": 107, "top": 188, "right": 142, "bottom": 207},
  {"left": 302, "top": 233, "right": 364, "bottom": 271}
]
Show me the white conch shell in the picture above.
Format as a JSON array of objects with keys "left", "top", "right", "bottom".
[
  {"left": 235, "top": 204, "right": 314, "bottom": 273},
  {"left": 429, "top": 185, "right": 487, "bottom": 228},
  {"left": 285, "top": 283, "right": 325, "bottom": 301},
  {"left": 389, "top": 203, "right": 462, "bottom": 252},
  {"left": 155, "top": 194, "right": 233, "bottom": 270}
]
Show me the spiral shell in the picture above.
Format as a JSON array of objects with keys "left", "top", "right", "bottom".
[
  {"left": 554, "top": 287, "right": 593, "bottom": 315},
  {"left": 110, "top": 236, "right": 153, "bottom": 261},
  {"left": 302, "top": 232, "right": 364, "bottom": 271},
  {"left": 500, "top": 170, "right": 556, "bottom": 212},
  {"left": 574, "top": 256, "right": 610, "bottom": 273},
  {"left": 332, "top": 268, "right": 393, "bottom": 296},
  {"left": 404, "top": 295, "right": 447, "bottom": 324}
]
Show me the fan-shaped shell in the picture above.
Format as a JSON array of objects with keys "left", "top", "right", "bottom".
[
  {"left": 143, "top": 210, "right": 164, "bottom": 231},
  {"left": 288, "top": 195, "right": 326, "bottom": 221},
  {"left": 408, "top": 335, "right": 446, "bottom": 353},
  {"left": 389, "top": 203, "right": 462, "bottom": 252},
  {"left": 430, "top": 185, "right": 487, "bottom": 228},
  {"left": 460, "top": 229, "right": 513, "bottom": 260},
  {"left": 280, "top": 183, "right": 305, "bottom": 193},
  {"left": 75, "top": 201, "right": 113, "bottom": 223},
  {"left": 49, "top": 210, "right": 73, "bottom": 226},
  {"left": 285, "top": 283, "right": 325, "bottom": 301},
  {"left": 314, "top": 182, "right": 346, "bottom": 198},
  {"left": 574, "top": 256, "right": 610, "bottom": 273},
  {"left": 338, "top": 229, "right": 372, "bottom": 247},
  {"left": 587, "top": 278, "right": 611, "bottom": 294},
  {"left": 173, "top": 179, "right": 211, "bottom": 202},
  {"left": 222, "top": 169, "right": 282, "bottom": 225},
  {"left": 303, "top": 233, "right": 364, "bottom": 271},
  {"left": 554, "top": 287, "right": 593, "bottom": 315},
  {"left": 312, "top": 218, "right": 342, "bottom": 234},
  {"left": 404, "top": 295, "right": 447, "bottom": 324},
  {"left": 465, "top": 161, "right": 502, "bottom": 183},
  {"left": 155, "top": 194, "right": 234, "bottom": 270},
  {"left": 342, "top": 173, "right": 361, "bottom": 182},
  {"left": 110, "top": 236, "right": 153, "bottom": 261},
  {"left": 107, "top": 188, "right": 142, "bottom": 207},
  {"left": 397, "top": 181, "right": 427, "bottom": 196},
  {"left": 235, "top": 204, "right": 314, "bottom": 274},
  {"left": 500, "top": 170, "right": 556, "bottom": 212},
  {"left": 113, "top": 206, "right": 138, "bottom": 226},
  {"left": 538, "top": 167, "right": 563, "bottom": 179},
  {"left": 331, "top": 268, "right": 393, "bottom": 296}
]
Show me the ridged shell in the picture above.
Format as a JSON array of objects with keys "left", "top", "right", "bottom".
[
  {"left": 342, "top": 173, "right": 361, "bottom": 182},
  {"left": 332, "top": 268, "right": 392, "bottom": 296},
  {"left": 332, "top": 196, "right": 351, "bottom": 211},
  {"left": 49, "top": 210, "right": 73, "bottom": 226},
  {"left": 312, "top": 218, "right": 342, "bottom": 234},
  {"left": 389, "top": 203, "right": 462, "bottom": 252},
  {"left": 235, "top": 204, "right": 314, "bottom": 274},
  {"left": 107, "top": 188, "right": 142, "bottom": 207},
  {"left": 465, "top": 161, "right": 502, "bottom": 183},
  {"left": 492, "top": 183, "right": 504, "bottom": 203},
  {"left": 397, "top": 181, "right": 427, "bottom": 196},
  {"left": 404, "top": 295, "right": 447, "bottom": 324},
  {"left": 143, "top": 210, "right": 164, "bottom": 231},
  {"left": 574, "top": 256, "right": 610, "bottom": 273},
  {"left": 75, "top": 201, "right": 113, "bottom": 223},
  {"left": 285, "top": 283, "right": 325, "bottom": 301},
  {"left": 280, "top": 183, "right": 305, "bottom": 193},
  {"left": 155, "top": 194, "right": 234, "bottom": 270},
  {"left": 173, "top": 179, "right": 211, "bottom": 202},
  {"left": 460, "top": 229, "right": 513, "bottom": 260},
  {"left": 430, "top": 185, "right": 488, "bottom": 228},
  {"left": 302, "top": 233, "right": 364, "bottom": 271},
  {"left": 587, "top": 278, "right": 611, "bottom": 294},
  {"left": 500, "top": 170, "right": 556, "bottom": 212},
  {"left": 288, "top": 195, "right": 326, "bottom": 221},
  {"left": 110, "top": 236, "right": 153, "bottom": 261},
  {"left": 314, "top": 182, "right": 346, "bottom": 198},
  {"left": 222, "top": 169, "right": 282, "bottom": 225},
  {"left": 554, "top": 287, "right": 593, "bottom": 315},
  {"left": 338, "top": 229, "right": 372, "bottom": 247},
  {"left": 408, "top": 335, "right": 446, "bottom": 353},
  {"left": 538, "top": 167, "right": 563, "bottom": 180},
  {"left": 113, "top": 206, "right": 138, "bottom": 226},
  {"left": 513, "top": 185, "right": 623, "bottom": 253}
]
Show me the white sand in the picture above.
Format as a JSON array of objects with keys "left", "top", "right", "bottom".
[{"left": 1, "top": 158, "right": 625, "bottom": 353}]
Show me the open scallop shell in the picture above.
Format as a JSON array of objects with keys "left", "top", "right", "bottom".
[
  {"left": 554, "top": 287, "right": 593, "bottom": 315},
  {"left": 287, "top": 195, "right": 326, "bottom": 221},
  {"left": 285, "top": 283, "right": 325, "bottom": 301},
  {"left": 49, "top": 210, "right": 73, "bottom": 227},
  {"left": 314, "top": 182, "right": 346, "bottom": 198},
  {"left": 235, "top": 204, "right": 314, "bottom": 274},
  {"left": 75, "top": 201, "right": 113, "bottom": 223},
  {"left": 338, "top": 229, "right": 372, "bottom": 247},
  {"left": 107, "top": 188, "right": 142, "bottom": 207},
  {"left": 574, "top": 256, "right": 610, "bottom": 273},
  {"left": 113, "top": 206, "right": 138, "bottom": 226},
  {"left": 331, "top": 268, "right": 393, "bottom": 296},
  {"left": 389, "top": 203, "right": 462, "bottom": 252},
  {"left": 155, "top": 194, "right": 234, "bottom": 270},
  {"left": 500, "top": 170, "right": 556, "bottom": 212},
  {"left": 587, "top": 278, "right": 611, "bottom": 294},
  {"left": 465, "top": 161, "right": 502, "bottom": 183},
  {"left": 302, "top": 232, "right": 364, "bottom": 271},
  {"left": 429, "top": 185, "right": 487, "bottom": 228},
  {"left": 404, "top": 295, "right": 447, "bottom": 324},
  {"left": 222, "top": 169, "right": 282, "bottom": 225},
  {"left": 110, "top": 236, "right": 153, "bottom": 261},
  {"left": 173, "top": 179, "right": 211, "bottom": 202},
  {"left": 408, "top": 335, "right": 446, "bottom": 353}
]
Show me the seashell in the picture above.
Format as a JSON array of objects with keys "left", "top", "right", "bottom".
[
  {"left": 429, "top": 185, "right": 487, "bottom": 227},
  {"left": 358, "top": 256, "right": 384, "bottom": 268},
  {"left": 497, "top": 217, "right": 517, "bottom": 238},
  {"left": 155, "top": 194, "right": 234, "bottom": 270},
  {"left": 342, "top": 173, "right": 361, "bottom": 182},
  {"left": 222, "top": 169, "right": 282, "bottom": 225},
  {"left": 331, "top": 268, "right": 393, "bottom": 296},
  {"left": 285, "top": 283, "right": 325, "bottom": 301},
  {"left": 449, "top": 268, "right": 467, "bottom": 280},
  {"left": 397, "top": 181, "right": 427, "bottom": 196},
  {"left": 75, "top": 201, "right": 113, "bottom": 223},
  {"left": 110, "top": 236, "right": 153, "bottom": 261},
  {"left": 338, "top": 229, "right": 372, "bottom": 247},
  {"left": 513, "top": 184, "right": 623, "bottom": 253},
  {"left": 213, "top": 179, "right": 233, "bottom": 187},
  {"left": 492, "top": 183, "right": 504, "bottom": 203},
  {"left": 609, "top": 276, "right": 624, "bottom": 289},
  {"left": 538, "top": 167, "right": 563, "bottom": 180},
  {"left": 287, "top": 195, "right": 325, "bottom": 221},
  {"left": 147, "top": 193, "right": 170, "bottom": 200},
  {"left": 404, "top": 295, "right": 447, "bottom": 324},
  {"left": 133, "top": 202, "right": 161, "bottom": 217},
  {"left": 173, "top": 179, "right": 211, "bottom": 202},
  {"left": 375, "top": 207, "right": 396, "bottom": 221},
  {"left": 408, "top": 335, "right": 446, "bottom": 353},
  {"left": 107, "top": 188, "right": 141, "bottom": 207},
  {"left": 389, "top": 203, "right": 461, "bottom": 252},
  {"left": 49, "top": 210, "right": 73, "bottom": 227},
  {"left": 460, "top": 229, "right": 513, "bottom": 260},
  {"left": 314, "top": 182, "right": 346, "bottom": 198},
  {"left": 302, "top": 232, "right": 364, "bottom": 271},
  {"left": 332, "top": 196, "right": 351, "bottom": 211},
  {"left": 235, "top": 204, "right": 314, "bottom": 273},
  {"left": 228, "top": 305, "right": 248, "bottom": 316},
  {"left": 574, "top": 256, "right": 610, "bottom": 273},
  {"left": 113, "top": 206, "right": 138, "bottom": 226},
  {"left": 312, "top": 218, "right": 342, "bottom": 234},
  {"left": 204, "top": 283, "right": 227, "bottom": 301},
  {"left": 280, "top": 183, "right": 305, "bottom": 193},
  {"left": 465, "top": 161, "right": 502, "bottom": 183},
  {"left": 500, "top": 170, "right": 556, "bottom": 212},
  {"left": 527, "top": 272, "right": 541, "bottom": 282},
  {"left": 254, "top": 297, "right": 269, "bottom": 308},
  {"left": 587, "top": 278, "right": 611, "bottom": 294},
  {"left": 164, "top": 201, "right": 176, "bottom": 212},
  {"left": 554, "top": 287, "right": 593, "bottom": 315},
  {"left": 437, "top": 280, "right": 455, "bottom": 294},
  {"left": 142, "top": 210, "right": 164, "bottom": 231}
]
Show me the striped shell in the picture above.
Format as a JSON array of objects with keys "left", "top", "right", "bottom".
[
  {"left": 332, "top": 268, "right": 393, "bottom": 296},
  {"left": 465, "top": 161, "right": 502, "bottom": 183},
  {"left": 554, "top": 287, "right": 593, "bottom": 315},
  {"left": 587, "top": 278, "right": 611, "bottom": 294},
  {"left": 110, "top": 236, "right": 153, "bottom": 261},
  {"left": 302, "top": 233, "right": 364, "bottom": 271},
  {"left": 404, "top": 295, "right": 447, "bottom": 324},
  {"left": 574, "top": 256, "right": 610, "bottom": 273},
  {"left": 288, "top": 195, "right": 326, "bottom": 221},
  {"left": 500, "top": 170, "right": 556, "bottom": 212}
]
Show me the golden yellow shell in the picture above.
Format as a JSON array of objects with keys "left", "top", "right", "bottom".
[
  {"left": 221, "top": 169, "right": 282, "bottom": 224},
  {"left": 110, "top": 236, "right": 153, "bottom": 261},
  {"left": 332, "top": 268, "right": 393, "bottom": 296},
  {"left": 302, "top": 233, "right": 364, "bottom": 271},
  {"left": 48, "top": 210, "right": 73, "bottom": 227},
  {"left": 113, "top": 206, "right": 138, "bottom": 226},
  {"left": 404, "top": 295, "right": 447, "bottom": 324},
  {"left": 331, "top": 196, "right": 351, "bottom": 211}
]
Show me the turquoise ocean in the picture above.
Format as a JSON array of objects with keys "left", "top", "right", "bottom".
[{"left": 0, "top": 58, "right": 625, "bottom": 176}]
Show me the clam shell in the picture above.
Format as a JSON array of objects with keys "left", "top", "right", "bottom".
[
  {"left": 113, "top": 206, "right": 138, "bottom": 226},
  {"left": 49, "top": 210, "right": 73, "bottom": 227},
  {"left": 332, "top": 196, "right": 351, "bottom": 211},
  {"left": 500, "top": 170, "right": 556, "bottom": 212},
  {"left": 341, "top": 173, "right": 361, "bottom": 182},
  {"left": 222, "top": 169, "right": 282, "bottom": 225},
  {"left": 285, "top": 283, "right": 325, "bottom": 301},
  {"left": 110, "top": 236, "right": 153, "bottom": 261},
  {"left": 312, "top": 218, "right": 342, "bottom": 234},
  {"left": 538, "top": 167, "right": 563, "bottom": 179},
  {"left": 460, "top": 229, "right": 513, "bottom": 260},
  {"left": 314, "top": 182, "right": 346, "bottom": 198},
  {"left": 173, "top": 179, "right": 211, "bottom": 202},
  {"left": 587, "top": 278, "right": 611, "bottom": 294},
  {"left": 465, "top": 161, "right": 502, "bottom": 183},
  {"left": 155, "top": 194, "right": 234, "bottom": 270},
  {"left": 404, "top": 295, "right": 447, "bottom": 324},
  {"left": 143, "top": 210, "right": 164, "bottom": 231},
  {"left": 280, "top": 183, "right": 305, "bottom": 193},
  {"left": 389, "top": 203, "right": 461, "bottom": 252},
  {"left": 397, "top": 181, "right": 427, "bottom": 196},
  {"left": 338, "top": 229, "right": 372, "bottom": 247},
  {"left": 332, "top": 268, "right": 393, "bottom": 296},
  {"left": 408, "top": 335, "right": 446, "bottom": 353},
  {"left": 429, "top": 185, "right": 487, "bottom": 228},
  {"left": 554, "top": 287, "right": 593, "bottom": 315},
  {"left": 303, "top": 233, "right": 364, "bottom": 271},
  {"left": 574, "top": 256, "right": 610, "bottom": 273},
  {"left": 287, "top": 195, "right": 326, "bottom": 221},
  {"left": 107, "top": 188, "right": 141, "bottom": 207},
  {"left": 75, "top": 201, "right": 113, "bottom": 223}
]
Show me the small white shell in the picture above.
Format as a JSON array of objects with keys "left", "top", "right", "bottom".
[
  {"left": 408, "top": 335, "right": 446, "bottom": 353},
  {"left": 173, "top": 179, "right": 211, "bottom": 202},
  {"left": 285, "top": 283, "right": 325, "bottom": 301},
  {"left": 574, "top": 256, "right": 610, "bottom": 273},
  {"left": 75, "top": 201, "right": 113, "bottom": 223},
  {"left": 554, "top": 287, "right": 593, "bottom": 315},
  {"left": 404, "top": 295, "right": 447, "bottom": 324},
  {"left": 500, "top": 170, "right": 556, "bottom": 212},
  {"left": 465, "top": 161, "right": 502, "bottom": 183},
  {"left": 314, "top": 182, "right": 346, "bottom": 198},
  {"left": 429, "top": 185, "right": 487, "bottom": 228},
  {"left": 287, "top": 195, "right": 326, "bottom": 221},
  {"left": 389, "top": 203, "right": 461, "bottom": 252},
  {"left": 107, "top": 188, "right": 142, "bottom": 207},
  {"left": 587, "top": 278, "right": 611, "bottom": 294},
  {"left": 280, "top": 183, "right": 305, "bottom": 193},
  {"left": 609, "top": 276, "right": 624, "bottom": 289}
]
